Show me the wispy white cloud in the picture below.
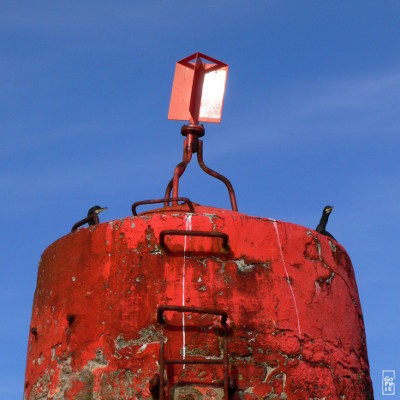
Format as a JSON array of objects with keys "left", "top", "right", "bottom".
[
  {"left": 206, "top": 67, "right": 400, "bottom": 158},
  {"left": 294, "top": 69, "right": 400, "bottom": 113}
]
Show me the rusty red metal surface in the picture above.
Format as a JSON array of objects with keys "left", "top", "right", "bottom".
[
  {"left": 158, "top": 306, "right": 229, "bottom": 400},
  {"left": 196, "top": 139, "right": 238, "bottom": 212},
  {"left": 157, "top": 306, "right": 228, "bottom": 326},
  {"left": 24, "top": 205, "right": 373, "bottom": 399},
  {"left": 132, "top": 198, "right": 195, "bottom": 216},
  {"left": 164, "top": 124, "right": 238, "bottom": 212},
  {"left": 159, "top": 230, "right": 230, "bottom": 254}
]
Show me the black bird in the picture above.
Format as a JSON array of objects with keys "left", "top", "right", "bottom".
[
  {"left": 87, "top": 205, "right": 108, "bottom": 226},
  {"left": 71, "top": 205, "right": 108, "bottom": 232},
  {"left": 316, "top": 205, "right": 336, "bottom": 240}
]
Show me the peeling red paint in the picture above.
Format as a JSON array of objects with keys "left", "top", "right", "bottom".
[{"left": 24, "top": 205, "right": 373, "bottom": 399}]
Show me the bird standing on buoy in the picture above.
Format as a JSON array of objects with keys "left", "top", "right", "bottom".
[
  {"left": 316, "top": 205, "right": 336, "bottom": 240},
  {"left": 87, "top": 205, "right": 108, "bottom": 226},
  {"left": 71, "top": 205, "right": 108, "bottom": 232}
]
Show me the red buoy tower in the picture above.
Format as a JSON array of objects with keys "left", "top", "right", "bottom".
[{"left": 24, "top": 53, "right": 373, "bottom": 399}]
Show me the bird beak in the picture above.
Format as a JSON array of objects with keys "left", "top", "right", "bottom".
[{"left": 95, "top": 207, "right": 108, "bottom": 214}]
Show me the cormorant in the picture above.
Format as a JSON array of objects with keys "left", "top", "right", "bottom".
[
  {"left": 71, "top": 205, "right": 108, "bottom": 232},
  {"left": 316, "top": 205, "right": 336, "bottom": 240},
  {"left": 87, "top": 205, "right": 108, "bottom": 226}
]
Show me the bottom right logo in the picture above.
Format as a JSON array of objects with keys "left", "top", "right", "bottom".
[{"left": 382, "top": 370, "right": 395, "bottom": 396}]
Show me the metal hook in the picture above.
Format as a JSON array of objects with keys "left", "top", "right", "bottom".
[{"left": 164, "top": 124, "right": 238, "bottom": 211}]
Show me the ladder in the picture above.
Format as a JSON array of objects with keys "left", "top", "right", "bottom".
[{"left": 155, "top": 305, "right": 230, "bottom": 399}]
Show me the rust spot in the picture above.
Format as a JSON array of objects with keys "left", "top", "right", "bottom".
[{"left": 66, "top": 313, "right": 76, "bottom": 326}]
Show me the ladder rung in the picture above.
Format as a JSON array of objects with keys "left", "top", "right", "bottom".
[
  {"left": 157, "top": 305, "right": 227, "bottom": 326},
  {"left": 165, "top": 358, "right": 224, "bottom": 365}
]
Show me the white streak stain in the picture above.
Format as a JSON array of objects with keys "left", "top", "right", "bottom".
[
  {"left": 273, "top": 221, "right": 302, "bottom": 338},
  {"left": 182, "top": 214, "right": 192, "bottom": 368}
]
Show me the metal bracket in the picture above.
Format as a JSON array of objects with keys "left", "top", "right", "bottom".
[
  {"left": 131, "top": 197, "right": 194, "bottom": 216},
  {"left": 159, "top": 230, "right": 230, "bottom": 254},
  {"left": 164, "top": 124, "right": 238, "bottom": 212},
  {"left": 71, "top": 214, "right": 99, "bottom": 232},
  {"left": 157, "top": 305, "right": 227, "bottom": 326}
]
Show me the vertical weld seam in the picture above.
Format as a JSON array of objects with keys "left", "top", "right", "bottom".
[{"left": 273, "top": 222, "right": 302, "bottom": 338}]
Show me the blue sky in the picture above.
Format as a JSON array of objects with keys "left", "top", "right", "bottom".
[{"left": 1, "top": 2, "right": 399, "bottom": 398}]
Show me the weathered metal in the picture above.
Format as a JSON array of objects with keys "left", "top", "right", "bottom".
[
  {"left": 197, "top": 139, "right": 238, "bottom": 212},
  {"left": 24, "top": 205, "right": 373, "bottom": 399},
  {"left": 132, "top": 198, "right": 194, "bottom": 216},
  {"left": 157, "top": 306, "right": 228, "bottom": 326},
  {"left": 71, "top": 214, "right": 99, "bottom": 232},
  {"left": 164, "top": 124, "right": 238, "bottom": 212},
  {"left": 158, "top": 306, "right": 229, "bottom": 400},
  {"left": 159, "top": 230, "right": 230, "bottom": 254}
]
